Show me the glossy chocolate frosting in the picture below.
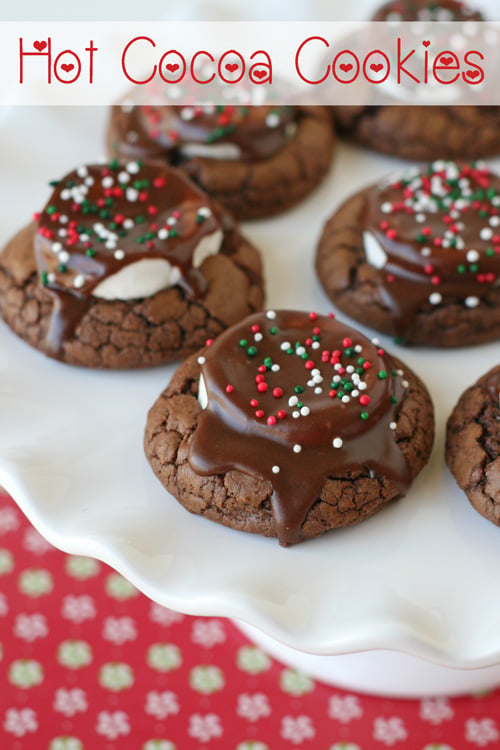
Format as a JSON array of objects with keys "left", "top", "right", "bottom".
[
  {"left": 362, "top": 161, "right": 500, "bottom": 340},
  {"left": 189, "top": 310, "right": 412, "bottom": 546},
  {"left": 111, "top": 104, "right": 297, "bottom": 163},
  {"left": 34, "top": 160, "right": 223, "bottom": 354},
  {"left": 372, "top": 0, "right": 483, "bottom": 21}
]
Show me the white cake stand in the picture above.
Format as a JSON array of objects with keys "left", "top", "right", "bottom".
[{"left": 1, "top": 106, "right": 500, "bottom": 698}]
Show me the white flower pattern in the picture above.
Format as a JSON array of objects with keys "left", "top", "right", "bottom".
[
  {"left": 465, "top": 718, "right": 500, "bottom": 747},
  {"left": 188, "top": 713, "right": 223, "bottom": 742},
  {"left": 53, "top": 688, "right": 88, "bottom": 716},
  {"left": 237, "top": 693, "right": 272, "bottom": 722},
  {"left": 373, "top": 717, "right": 408, "bottom": 746},
  {"left": 281, "top": 715, "right": 316, "bottom": 744},
  {"left": 328, "top": 694, "right": 363, "bottom": 723},
  {"left": 14, "top": 613, "right": 48, "bottom": 641},
  {"left": 144, "top": 690, "right": 180, "bottom": 719}
]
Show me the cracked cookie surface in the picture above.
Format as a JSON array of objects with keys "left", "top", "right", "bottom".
[
  {"left": 107, "top": 106, "right": 335, "bottom": 220},
  {"left": 316, "top": 161, "right": 500, "bottom": 347},
  {"left": 144, "top": 312, "right": 434, "bottom": 545},
  {"left": 446, "top": 365, "right": 500, "bottom": 525}
]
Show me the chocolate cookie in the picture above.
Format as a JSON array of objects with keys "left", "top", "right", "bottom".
[
  {"left": 332, "top": 0, "right": 500, "bottom": 162},
  {"left": 107, "top": 105, "right": 335, "bottom": 220},
  {"left": 446, "top": 366, "right": 500, "bottom": 525},
  {"left": 145, "top": 310, "right": 434, "bottom": 546},
  {"left": 0, "top": 161, "right": 264, "bottom": 368},
  {"left": 316, "top": 160, "right": 500, "bottom": 347}
]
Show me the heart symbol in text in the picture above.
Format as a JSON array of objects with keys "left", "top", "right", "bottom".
[
  {"left": 33, "top": 40, "right": 47, "bottom": 52},
  {"left": 225, "top": 63, "right": 239, "bottom": 73}
]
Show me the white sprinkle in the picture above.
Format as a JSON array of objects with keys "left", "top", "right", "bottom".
[
  {"left": 466, "top": 250, "right": 479, "bottom": 263},
  {"left": 47, "top": 272, "right": 56, "bottom": 283},
  {"left": 197, "top": 206, "right": 212, "bottom": 218},
  {"left": 342, "top": 395, "right": 350, "bottom": 404},
  {"left": 102, "top": 176, "right": 113, "bottom": 188},
  {"left": 197, "top": 356, "right": 206, "bottom": 365},
  {"left": 271, "top": 364, "right": 280, "bottom": 373},
  {"left": 266, "top": 310, "right": 276, "bottom": 319},
  {"left": 272, "top": 465, "right": 280, "bottom": 474},
  {"left": 73, "top": 274, "right": 85, "bottom": 289},
  {"left": 126, "top": 161, "right": 140, "bottom": 174},
  {"left": 333, "top": 375, "right": 341, "bottom": 383},
  {"left": 351, "top": 390, "right": 359, "bottom": 398},
  {"left": 280, "top": 341, "right": 291, "bottom": 351},
  {"left": 332, "top": 437, "right": 343, "bottom": 449},
  {"left": 381, "top": 202, "right": 392, "bottom": 214},
  {"left": 359, "top": 382, "right": 367, "bottom": 390},
  {"left": 79, "top": 233, "right": 89, "bottom": 243},
  {"left": 390, "top": 422, "right": 397, "bottom": 430},
  {"left": 480, "top": 228, "right": 493, "bottom": 241},
  {"left": 254, "top": 333, "right": 263, "bottom": 342},
  {"left": 354, "top": 345, "right": 362, "bottom": 353},
  {"left": 85, "top": 177, "right": 94, "bottom": 187},
  {"left": 289, "top": 396, "right": 298, "bottom": 407},
  {"left": 402, "top": 380, "right": 409, "bottom": 389},
  {"left": 77, "top": 166, "right": 88, "bottom": 178},
  {"left": 371, "top": 338, "right": 380, "bottom": 346},
  {"left": 266, "top": 113, "right": 280, "bottom": 128},
  {"left": 105, "top": 240, "right": 117, "bottom": 249},
  {"left": 114, "top": 249, "right": 125, "bottom": 260},
  {"left": 60, "top": 189, "right": 71, "bottom": 200},
  {"left": 300, "top": 406, "right": 310, "bottom": 416},
  {"left": 123, "top": 219, "right": 134, "bottom": 230},
  {"left": 292, "top": 411, "right": 300, "bottom": 419},
  {"left": 158, "top": 228, "right": 168, "bottom": 240},
  {"left": 465, "top": 296, "right": 480, "bottom": 308},
  {"left": 126, "top": 188, "right": 139, "bottom": 202},
  {"left": 58, "top": 250, "right": 70, "bottom": 263},
  {"left": 59, "top": 215, "right": 68, "bottom": 224},
  {"left": 118, "top": 171, "right": 130, "bottom": 183},
  {"left": 346, "top": 366, "right": 355, "bottom": 374},
  {"left": 293, "top": 444, "right": 302, "bottom": 454},
  {"left": 429, "top": 292, "right": 442, "bottom": 305},
  {"left": 181, "top": 107, "right": 195, "bottom": 121},
  {"left": 58, "top": 229, "right": 67, "bottom": 237},
  {"left": 296, "top": 346, "right": 306, "bottom": 356},
  {"left": 421, "top": 247, "right": 431, "bottom": 257},
  {"left": 312, "top": 342, "right": 320, "bottom": 350},
  {"left": 314, "top": 387, "right": 323, "bottom": 394},
  {"left": 397, "top": 369, "right": 404, "bottom": 376},
  {"left": 51, "top": 242, "right": 62, "bottom": 253},
  {"left": 490, "top": 216, "right": 500, "bottom": 227}
]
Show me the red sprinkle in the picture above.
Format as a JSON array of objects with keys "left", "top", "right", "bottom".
[
  {"left": 272, "top": 387, "right": 284, "bottom": 398},
  {"left": 257, "top": 383, "right": 268, "bottom": 393},
  {"left": 250, "top": 399, "right": 259, "bottom": 408},
  {"left": 360, "top": 395, "right": 371, "bottom": 406},
  {"left": 225, "top": 385, "right": 234, "bottom": 394},
  {"left": 255, "top": 410, "right": 264, "bottom": 419},
  {"left": 267, "top": 416, "right": 277, "bottom": 426},
  {"left": 277, "top": 410, "right": 286, "bottom": 419}
]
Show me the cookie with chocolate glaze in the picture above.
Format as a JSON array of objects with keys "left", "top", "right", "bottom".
[
  {"left": 0, "top": 160, "right": 264, "bottom": 368},
  {"left": 107, "top": 105, "right": 335, "bottom": 220},
  {"left": 446, "top": 366, "right": 500, "bottom": 525},
  {"left": 332, "top": 0, "right": 500, "bottom": 162},
  {"left": 316, "top": 160, "right": 500, "bottom": 347},
  {"left": 145, "top": 310, "right": 434, "bottom": 546}
]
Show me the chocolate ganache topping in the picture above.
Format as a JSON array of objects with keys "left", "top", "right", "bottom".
[
  {"left": 362, "top": 160, "right": 500, "bottom": 340},
  {"left": 113, "top": 104, "right": 297, "bottom": 163},
  {"left": 372, "top": 0, "right": 483, "bottom": 21},
  {"left": 189, "top": 310, "right": 412, "bottom": 546},
  {"left": 35, "top": 160, "right": 223, "bottom": 354}
]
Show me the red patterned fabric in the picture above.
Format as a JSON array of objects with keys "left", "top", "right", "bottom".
[{"left": 1, "top": 489, "right": 500, "bottom": 750}]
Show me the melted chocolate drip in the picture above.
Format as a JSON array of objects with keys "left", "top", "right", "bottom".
[
  {"left": 34, "top": 162, "right": 223, "bottom": 354},
  {"left": 189, "top": 310, "right": 412, "bottom": 546},
  {"left": 113, "top": 105, "right": 297, "bottom": 163},
  {"left": 362, "top": 161, "right": 500, "bottom": 340}
]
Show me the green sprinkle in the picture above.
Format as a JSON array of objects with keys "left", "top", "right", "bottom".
[
  {"left": 378, "top": 370, "right": 388, "bottom": 380},
  {"left": 301, "top": 353, "right": 308, "bottom": 360},
  {"left": 337, "top": 391, "right": 344, "bottom": 399},
  {"left": 469, "top": 264, "right": 479, "bottom": 273},
  {"left": 297, "top": 401, "right": 303, "bottom": 409},
  {"left": 109, "top": 158, "right": 120, "bottom": 170},
  {"left": 48, "top": 180, "right": 60, "bottom": 187},
  {"left": 457, "top": 264, "right": 466, "bottom": 274},
  {"left": 344, "top": 347, "right": 355, "bottom": 357},
  {"left": 247, "top": 346, "right": 257, "bottom": 357},
  {"left": 239, "top": 339, "right": 247, "bottom": 348},
  {"left": 269, "top": 327, "right": 278, "bottom": 335},
  {"left": 85, "top": 248, "right": 97, "bottom": 257},
  {"left": 40, "top": 271, "right": 48, "bottom": 286},
  {"left": 344, "top": 383, "right": 353, "bottom": 392},
  {"left": 286, "top": 348, "right": 294, "bottom": 355},
  {"left": 46, "top": 205, "right": 57, "bottom": 215},
  {"left": 99, "top": 210, "right": 110, "bottom": 219},
  {"left": 169, "top": 229, "right": 179, "bottom": 238},
  {"left": 294, "top": 386, "right": 305, "bottom": 394},
  {"left": 360, "top": 411, "right": 369, "bottom": 420},
  {"left": 264, "top": 357, "right": 273, "bottom": 369},
  {"left": 135, "top": 216, "right": 145, "bottom": 224},
  {"left": 486, "top": 248, "right": 495, "bottom": 257},
  {"left": 57, "top": 264, "right": 67, "bottom": 273},
  {"left": 390, "top": 396, "right": 398, "bottom": 404},
  {"left": 357, "top": 358, "right": 365, "bottom": 365}
]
